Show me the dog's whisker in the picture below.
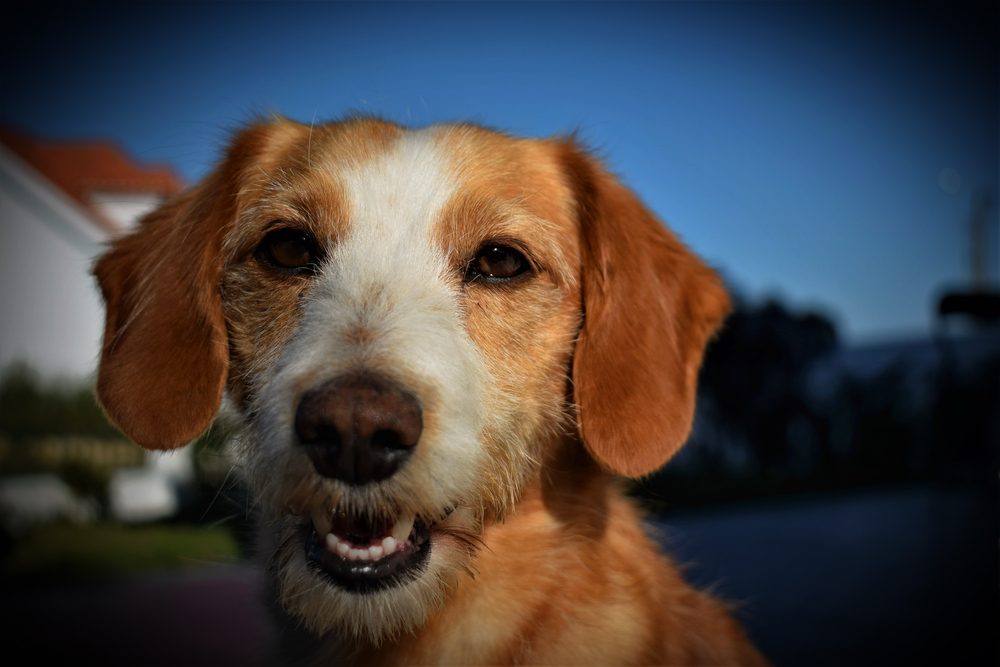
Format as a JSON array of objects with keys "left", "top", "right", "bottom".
[{"left": 198, "top": 464, "right": 239, "bottom": 523}]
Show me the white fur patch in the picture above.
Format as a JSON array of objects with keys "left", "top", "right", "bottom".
[{"left": 240, "top": 129, "right": 491, "bottom": 641}]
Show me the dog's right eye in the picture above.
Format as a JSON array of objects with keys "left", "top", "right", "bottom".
[{"left": 256, "top": 228, "right": 322, "bottom": 274}]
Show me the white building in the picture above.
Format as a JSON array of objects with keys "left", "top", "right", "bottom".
[{"left": 0, "top": 127, "right": 184, "bottom": 379}]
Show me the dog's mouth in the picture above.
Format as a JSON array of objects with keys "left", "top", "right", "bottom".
[{"left": 304, "top": 510, "right": 433, "bottom": 594}]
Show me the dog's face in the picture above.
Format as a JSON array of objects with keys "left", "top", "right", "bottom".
[{"left": 93, "top": 118, "right": 728, "bottom": 643}]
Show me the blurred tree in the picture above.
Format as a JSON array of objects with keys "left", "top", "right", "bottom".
[
  {"left": 830, "top": 365, "right": 917, "bottom": 482},
  {"left": 928, "top": 356, "right": 1000, "bottom": 480},
  {"left": 697, "top": 298, "right": 838, "bottom": 474},
  {"left": 633, "top": 292, "right": 999, "bottom": 510},
  {"left": 0, "top": 363, "right": 119, "bottom": 443}
]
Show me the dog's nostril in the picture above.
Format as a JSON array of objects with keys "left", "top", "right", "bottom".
[
  {"left": 294, "top": 375, "right": 422, "bottom": 485},
  {"left": 371, "top": 429, "right": 403, "bottom": 451},
  {"left": 301, "top": 423, "right": 341, "bottom": 448}
]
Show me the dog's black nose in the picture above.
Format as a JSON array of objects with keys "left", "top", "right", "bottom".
[{"left": 294, "top": 375, "right": 422, "bottom": 485}]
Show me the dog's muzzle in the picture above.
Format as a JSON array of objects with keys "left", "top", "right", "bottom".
[
  {"left": 293, "top": 373, "right": 435, "bottom": 593},
  {"left": 294, "top": 374, "right": 422, "bottom": 485}
]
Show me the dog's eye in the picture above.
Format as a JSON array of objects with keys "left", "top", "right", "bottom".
[
  {"left": 466, "top": 244, "right": 531, "bottom": 283},
  {"left": 257, "top": 228, "right": 322, "bottom": 274}
]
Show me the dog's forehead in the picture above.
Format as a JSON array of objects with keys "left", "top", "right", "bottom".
[
  {"left": 334, "top": 127, "right": 457, "bottom": 237},
  {"left": 302, "top": 121, "right": 577, "bottom": 242}
]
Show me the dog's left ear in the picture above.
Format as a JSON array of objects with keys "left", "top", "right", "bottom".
[{"left": 559, "top": 142, "right": 730, "bottom": 478}]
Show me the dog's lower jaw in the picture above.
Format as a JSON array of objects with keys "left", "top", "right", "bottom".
[{"left": 263, "top": 503, "right": 482, "bottom": 648}]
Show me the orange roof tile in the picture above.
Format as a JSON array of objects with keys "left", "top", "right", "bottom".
[{"left": 0, "top": 126, "right": 185, "bottom": 233}]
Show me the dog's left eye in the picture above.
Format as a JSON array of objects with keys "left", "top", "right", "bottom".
[
  {"left": 466, "top": 244, "right": 531, "bottom": 283},
  {"left": 256, "top": 228, "right": 322, "bottom": 274}
]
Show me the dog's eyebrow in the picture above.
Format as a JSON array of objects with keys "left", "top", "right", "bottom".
[
  {"left": 221, "top": 202, "right": 309, "bottom": 264},
  {"left": 222, "top": 180, "right": 349, "bottom": 265}
]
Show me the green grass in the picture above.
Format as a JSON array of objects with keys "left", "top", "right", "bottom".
[{"left": 2, "top": 522, "right": 241, "bottom": 580}]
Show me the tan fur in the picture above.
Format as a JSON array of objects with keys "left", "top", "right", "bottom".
[{"left": 94, "top": 116, "right": 767, "bottom": 665}]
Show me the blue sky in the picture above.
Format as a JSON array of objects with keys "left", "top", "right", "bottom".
[{"left": 3, "top": 1, "right": 996, "bottom": 344}]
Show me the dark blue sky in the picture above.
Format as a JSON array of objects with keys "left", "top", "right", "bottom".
[{"left": 3, "top": 1, "right": 997, "bottom": 343}]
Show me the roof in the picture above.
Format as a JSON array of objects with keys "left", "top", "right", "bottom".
[{"left": 0, "top": 126, "right": 185, "bottom": 234}]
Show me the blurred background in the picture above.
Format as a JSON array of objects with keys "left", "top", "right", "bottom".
[{"left": 0, "top": 1, "right": 996, "bottom": 665}]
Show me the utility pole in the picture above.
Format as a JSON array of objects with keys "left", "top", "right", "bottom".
[{"left": 969, "top": 191, "right": 993, "bottom": 288}]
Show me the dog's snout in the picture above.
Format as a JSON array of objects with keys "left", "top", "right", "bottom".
[{"left": 294, "top": 375, "right": 422, "bottom": 485}]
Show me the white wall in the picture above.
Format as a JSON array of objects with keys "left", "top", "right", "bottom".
[
  {"left": 0, "top": 148, "right": 109, "bottom": 380},
  {"left": 90, "top": 192, "right": 164, "bottom": 232}
]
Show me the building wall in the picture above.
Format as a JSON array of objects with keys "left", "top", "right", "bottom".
[
  {"left": 90, "top": 192, "right": 164, "bottom": 232},
  {"left": 0, "top": 192, "right": 104, "bottom": 379},
  {"left": 0, "top": 149, "right": 109, "bottom": 379}
]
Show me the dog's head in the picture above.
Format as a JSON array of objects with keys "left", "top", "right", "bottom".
[{"left": 93, "top": 117, "right": 728, "bottom": 643}]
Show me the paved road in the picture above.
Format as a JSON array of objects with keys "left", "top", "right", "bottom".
[
  {"left": 657, "top": 483, "right": 998, "bottom": 666},
  {"left": 2, "top": 482, "right": 996, "bottom": 665}
]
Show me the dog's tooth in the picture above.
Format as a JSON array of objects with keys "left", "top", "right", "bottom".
[
  {"left": 382, "top": 536, "right": 397, "bottom": 554},
  {"left": 336, "top": 542, "right": 351, "bottom": 558},
  {"left": 391, "top": 513, "right": 416, "bottom": 543},
  {"left": 325, "top": 534, "right": 340, "bottom": 553},
  {"left": 349, "top": 548, "right": 367, "bottom": 561},
  {"left": 311, "top": 510, "right": 332, "bottom": 536},
  {"left": 369, "top": 545, "right": 384, "bottom": 560}
]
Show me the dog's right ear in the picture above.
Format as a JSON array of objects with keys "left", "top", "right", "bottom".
[{"left": 93, "top": 122, "right": 291, "bottom": 450}]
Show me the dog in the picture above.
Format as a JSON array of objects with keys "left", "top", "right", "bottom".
[{"left": 93, "top": 116, "right": 767, "bottom": 665}]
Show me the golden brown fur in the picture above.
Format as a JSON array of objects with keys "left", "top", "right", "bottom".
[{"left": 93, "top": 116, "right": 768, "bottom": 665}]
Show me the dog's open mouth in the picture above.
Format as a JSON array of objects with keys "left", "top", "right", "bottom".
[{"left": 305, "top": 510, "right": 432, "bottom": 594}]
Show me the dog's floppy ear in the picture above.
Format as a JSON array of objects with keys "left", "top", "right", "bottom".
[
  {"left": 561, "top": 142, "right": 730, "bottom": 478},
  {"left": 93, "top": 123, "right": 279, "bottom": 450}
]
